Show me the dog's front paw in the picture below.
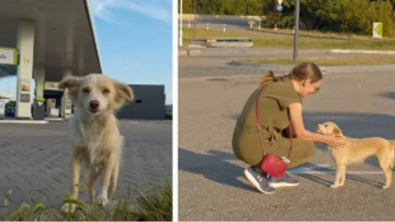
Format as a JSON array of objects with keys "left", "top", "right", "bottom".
[
  {"left": 330, "top": 184, "right": 339, "bottom": 189},
  {"left": 61, "top": 203, "right": 76, "bottom": 213},
  {"left": 97, "top": 196, "right": 109, "bottom": 207},
  {"left": 382, "top": 185, "right": 390, "bottom": 189}
]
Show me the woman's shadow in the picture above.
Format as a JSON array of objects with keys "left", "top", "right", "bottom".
[
  {"left": 179, "top": 148, "right": 384, "bottom": 190},
  {"left": 178, "top": 148, "right": 336, "bottom": 190},
  {"left": 179, "top": 148, "right": 257, "bottom": 192}
]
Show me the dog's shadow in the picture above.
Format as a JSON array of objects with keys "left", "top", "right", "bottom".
[{"left": 293, "top": 162, "right": 384, "bottom": 188}]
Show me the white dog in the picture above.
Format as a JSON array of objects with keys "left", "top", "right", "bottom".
[{"left": 59, "top": 74, "right": 133, "bottom": 212}]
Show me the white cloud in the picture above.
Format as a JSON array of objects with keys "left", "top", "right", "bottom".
[
  {"left": 91, "top": 0, "right": 171, "bottom": 24},
  {"left": 91, "top": 0, "right": 116, "bottom": 22}
]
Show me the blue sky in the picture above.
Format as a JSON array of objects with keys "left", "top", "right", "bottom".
[
  {"left": 0, "top": 0, "right": 173, "bottom": 105},
  {"left": 91, "top": 0, "right": 173, "bottom": 104}
]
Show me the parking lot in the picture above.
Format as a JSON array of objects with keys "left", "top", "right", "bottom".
[{"left": 179, "top": 54, "right": 395, "bottom": 220}]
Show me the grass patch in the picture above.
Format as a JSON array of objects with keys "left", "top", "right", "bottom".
[
  {"left": 243, "top": 57, "right": 395, "bottom": 66},
  {"left": 183, "top": 28, "right": 395, "bottom": 50},
  {"left": 2, "top": 181, "right": 172, "bottom": 221},
  {"left": 250, "top": 27, "right": 381, "bottom": 41}
]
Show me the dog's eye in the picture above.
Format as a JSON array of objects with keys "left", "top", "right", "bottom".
[
  {"left": 82, "top": 88, "right": 90, "bottom": 93},
  {"left": 325, "top": 124, "right": 328, "bottom": 127},
  {"left": 103, "top": 88, "right": 110, "bottom": 94}
]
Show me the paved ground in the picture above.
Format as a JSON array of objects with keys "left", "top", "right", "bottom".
[
  {"left": 179, "top": 53, "right": 395, "bottom": 79},
  {"left": 183, "top": 23, "right": 286, "bottom": 37},
  {"left": 181, "top": 48, "right": 395, "bottom": 58},
  {"left": 0, "top": 120, "right": 172, "bottom": 216},
  {"left": 179, "top": 55, "right": 395, "bottom": 220}
]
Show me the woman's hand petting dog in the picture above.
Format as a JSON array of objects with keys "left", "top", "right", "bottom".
[{"left": 325, "top": 135, "right": 347, "bottom": 149}]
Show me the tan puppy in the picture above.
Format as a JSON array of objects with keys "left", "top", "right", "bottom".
[
  {"left": 317, "top": 121, "right": 395, "bottom": 189},
  {"left": 58, "top": 74, "right": 133, "bottom": 212}
]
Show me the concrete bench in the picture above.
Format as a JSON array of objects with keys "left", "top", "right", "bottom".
[{"left": 193, "top": 37, "right": 254, "bottom": 48}]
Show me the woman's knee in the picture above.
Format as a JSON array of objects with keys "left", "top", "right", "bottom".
[
  {"left": 287, "top": 140, "right": 316, "bottom": 168},
  {"left": 233, "top": 144, "right": 262, "bottom": 167},
  {"left": 304, "top": 141, "right": 316, "bottom": 157},
  {"left": 298, "top": 141, "right": 316, "bottom": 161}
]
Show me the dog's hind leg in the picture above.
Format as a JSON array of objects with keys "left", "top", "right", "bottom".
[
  {"left": 382, "top": 166, "right": 392, "bottom": 189},
  {"left": 109, "top": 161, "right": 120, "bottom": 200},
  {"left": 378, "top": 152, "right": 393, "bottom": 189}
]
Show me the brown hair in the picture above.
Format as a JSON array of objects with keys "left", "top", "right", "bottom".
[{"left": 259, "top": 62, "right": 323, "bottom": 88}]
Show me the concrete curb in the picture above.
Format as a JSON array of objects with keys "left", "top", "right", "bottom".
[
  {"left": 0, "top": 120, "right": 49, "bottom": 124},
  {"left": 229, "top": 60, "right": 262, "bottom": 67},
  {"left": 330, "top": 49, "right": 395, "bottom": 54},
  {"left": 179, "top": 48, "right": 395, "bottom": 56},
  {"left": 46, "top": 117, "right": 69, "bottom": 122},
  {"left": 229, "top": 60, "right": 295, "bottom": 74},
  {"left": 179, "top": 49, "right": 202, "bottom": 56},
  {"left": 188, "top": 49, "right": 201, "bottom": 56},
  {"left": 179, "top": 50, "right": 188, "bottom": 56},
  {"left": 228, "top": 59, "right": 395, "bottom": 75}
]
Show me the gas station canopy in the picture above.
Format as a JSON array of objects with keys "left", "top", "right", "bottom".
[
  {"left": 0, "top": 0, "right": 102, "bottom": 79},
  {"left": 0, "top": 92, "right": 13, "bottom": 100}
]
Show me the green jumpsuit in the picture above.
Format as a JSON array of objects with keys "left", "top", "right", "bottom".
[{"left": 232, "top": 78, "right": 315, "bottom": 169}]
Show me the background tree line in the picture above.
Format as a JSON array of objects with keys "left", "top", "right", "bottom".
[{"left": 182, "top": 0, "right": 395, "bottom": 37}]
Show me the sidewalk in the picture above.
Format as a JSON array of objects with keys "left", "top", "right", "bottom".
[{"left": 0, "top": 120, "right": 172, "bottom": 211}]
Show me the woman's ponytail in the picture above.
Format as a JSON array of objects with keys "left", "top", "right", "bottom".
[{"left": 258, "top": 70, "right": 290, "bottom": 88}]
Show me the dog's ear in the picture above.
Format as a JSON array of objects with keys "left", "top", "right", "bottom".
[
  {"left": 59, "top": 76, "right": 80, "bottom": 90},
  {"left": 59, "top": 76, "right": 80, "bottom": 101},
  {"left": 115, "top": 82, "right": 134, "bottom": 102},
  {"left": 332, "top": 126, "right": 343, "bottom": 136},
  {"left": 110, "top": 82, "right": 134, "bottom": 111}
]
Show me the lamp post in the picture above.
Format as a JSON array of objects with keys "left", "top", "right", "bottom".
[
  {"left": 193, "top": 0, "right": 196, "bottom": 39},
  {"left": 293, "top": 0, "right": 300, "bottom": 61},
  {"left": 179, "top": 0, "right": 183, "bottom": 47}
]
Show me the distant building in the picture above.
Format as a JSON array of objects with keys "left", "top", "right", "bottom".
[{"left": 117, "top": 85, "right": 166, "bottom": 120}]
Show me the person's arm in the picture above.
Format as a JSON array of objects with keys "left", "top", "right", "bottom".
[{"left": 288, "top": 103, "right": 329, "bottom": 144}]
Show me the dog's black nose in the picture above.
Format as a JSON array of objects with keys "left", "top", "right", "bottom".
[{"left": 90, "top": 100, "right": 100, "bottom": 109}]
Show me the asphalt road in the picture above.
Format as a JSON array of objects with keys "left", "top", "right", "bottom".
[{"left": 179, "top": 55, "right": 395, "bottom": 220}]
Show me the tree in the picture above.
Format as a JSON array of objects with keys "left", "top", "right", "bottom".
[
  {"left": 367, "top": 0, "right": 395, "bottom": 37},
  {"left": 245, "top": 0, "right": 263, "bottom": 15},
  {"left": 182, "top": 0, "right": 193, "bottom": 14},
  {"left": 224, "top": 0, "right": 247, "bottom": 15},
  {"left": 183, "top": 0, "right": 395, "bottom": 37},
  {"left": 264, "top": 0, "right": 395, "bottom": 37}
]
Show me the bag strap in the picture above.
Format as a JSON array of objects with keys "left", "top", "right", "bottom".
[{"left": 255, "top": 82, "right": 293, "bottom": 159}]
